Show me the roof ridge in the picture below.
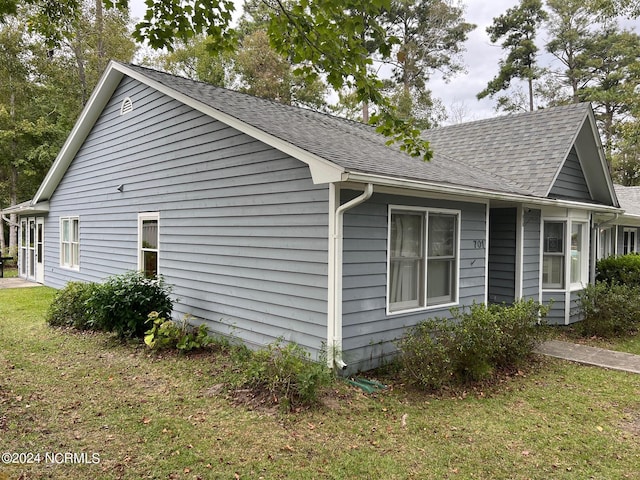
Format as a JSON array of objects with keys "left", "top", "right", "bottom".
[
  {"left": 426, "top": 102, "right": 590, "bottom": 133},
  {"left": 122, "top": 62, "right": 376, "bottom": 133}
]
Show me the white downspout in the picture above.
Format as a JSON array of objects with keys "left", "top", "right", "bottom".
[{"left": 328, "top": 183, "right": 374, "bottom": 370}]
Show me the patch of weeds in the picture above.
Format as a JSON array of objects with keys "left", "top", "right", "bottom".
[
  {"left": 144, "top": 311, "right": 215, "bottom": 353},
  {"left": 236, "top": 340, "right": 334, "bottom": 412}
]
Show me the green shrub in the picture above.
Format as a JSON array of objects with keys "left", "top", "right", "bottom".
[
  {"left": 493, "top": 299, "right": 550, "bottom": 368},
  {"left": 87, "top": 271, "right": 173, "bottom": 338},
  {"left": 396, "top": 319, "right": 455, "bottom": 391},
  {"left": 46, "top": 281, "right": 99, "bottom": 329},
  {"left": 398, "top": 300, "right": 549, "bottom": 391},
  {"left": 576, "top": 281, "right": 640, "bottom": 337},
  {"left": 144, "top": 311, "right": 212, "bottom": 352},
  {"left": 596, "top": 253, "right": 640, "bottom": 287},
  {"left": 242, "top": 340, "right": 333, "bottom": 410}
]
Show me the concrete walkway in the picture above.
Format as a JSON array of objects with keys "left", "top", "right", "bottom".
[
  {"left": 536, "top": 339, "right": 640, "bottom": 375},
  {"left": 0, "top": 278, "right": 42, "bottom": 289}
]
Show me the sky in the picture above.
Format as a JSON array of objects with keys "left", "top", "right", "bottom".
[{"left": 129, "top": 0, "right": 640, "bottom": 124}]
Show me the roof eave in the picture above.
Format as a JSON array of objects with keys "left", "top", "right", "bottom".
[
  {"left": 343, "top": 171, "right": 624, "bottom": 213},
  {"left": 2, "top": 200, "right": 50, "bottom": 216}
]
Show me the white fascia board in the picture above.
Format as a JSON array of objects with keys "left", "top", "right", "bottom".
[
  {"left": 114, "top": 64, "right": 344, "bottom": 185},
  {"left": 33, "top": 61, "right": 125, "bottom": 204},
  {"left": 343, "top": 171, "right": 624, "bottom": 213}
]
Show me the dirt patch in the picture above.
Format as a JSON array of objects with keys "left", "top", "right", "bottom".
[{"left": 620, "top": 410, "right": 640, "bottom": 436}]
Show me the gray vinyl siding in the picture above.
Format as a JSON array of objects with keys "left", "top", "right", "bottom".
[
  {"left": 488, "top": 208, "right": 516, "bottom": 304},
  {"left": 569, "top": 290, "right": 583, "bottom": 323},
  {"left": 341, "top": 192, "right": 487, "bottom": 372},
  {"left": 549, "top": 148, "right": 591, "bottom": 201},
  {"left": 541, "top": 290, "right": 583, "bottom": 325},
  {"left": 542, "top": 291, "right": 565, "bottom": 325},
  {"left": 44, "top": 77, "right": 330, "bottom": 357},
  {"left": 522, "top": 208, "right": 541, "bottom": 300}
]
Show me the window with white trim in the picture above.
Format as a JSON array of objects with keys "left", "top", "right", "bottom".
[
  {"left": 60, "top": 217, "right": 79, "bottom": 269},
  {"left": 598, "top": 227, "right": 614, "bottom": 260},
  {"left": 388, "top": 208, "right": 458, "bottom": 313},
  {"left": 543, "top": 221, "right": 564, "bottom": 289},
  {"left": 139, "top": 213, "right": 159, "bottom": 278},
  {"left": 543, "top": 219, "right": 588, "bottom": 290},
  {"left": 570, "top": 222, "right": 588, "bottom": 287},
  {"left": 623, "top": 228, "right": 637, "bottom": 255}
]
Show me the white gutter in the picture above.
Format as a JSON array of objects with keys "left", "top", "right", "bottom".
[
  {"left": 327, "top": 183, "right": 374, "bottom": 370},
  {"left": 343, "top": 172, "right": 623, "bottom": 214},
  {"left": 594, "top": 212, "right": 619, "bottom": 227}
]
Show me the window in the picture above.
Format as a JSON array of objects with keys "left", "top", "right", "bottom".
[
  {"left": 60, "top": 217, "right": 79, "bottom": 269},
  {"left": 139, "top": 213, "right": 159, "bottom": 278},
  {"left": 570, "top": 222, "right": 587, "bottom": 286},
  {"left": 543, "top": 222, "right": 564, "bottom": 289},
  {"left": 543, "top": 220, "right": 588, "bottom": 290},
  {"left": 623, "top": 228, "right": 637, "bottom": 255},
  {"left": 598, "top": 227, "right": 614, "bottom": 260},
  {"left": 388, "top": 208, "right": 458, "bottom": 313}
]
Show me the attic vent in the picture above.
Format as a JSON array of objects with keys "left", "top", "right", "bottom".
[{"left": 120, "top": 97, "right": 133, "bottom": 115}]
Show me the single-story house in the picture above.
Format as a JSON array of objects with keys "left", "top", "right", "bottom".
[
  {"left": 595, "top": 184, "right": 640, "bottom": 259},
  {"left": 9, "top": 61, "right": 625, "bottom": 372}
]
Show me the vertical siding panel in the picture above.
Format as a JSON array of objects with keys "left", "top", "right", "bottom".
[
  {"left": 488, "top": 208, "right": 516, "bottom": 303},
  {"left": 44, "top": 77, "right": 329, "bottom": 358},
  {"left": 522, "top": 208, "right": 541, "bottom": 300}
]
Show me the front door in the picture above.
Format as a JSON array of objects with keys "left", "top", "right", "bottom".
[{"left": 19, "top": 217, "right": 44, "bottom": 283}]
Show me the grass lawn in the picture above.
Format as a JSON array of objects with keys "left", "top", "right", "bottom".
[{"left": 1, "top": 287, "right": 640, "bottom": 479}]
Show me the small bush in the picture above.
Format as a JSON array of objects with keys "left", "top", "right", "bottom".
[
  {"left": 87, "top": 271, "right": 173, "bottom": 338},
  {"left": 144, "top": 311, "right": 213, "bottom": 352},
  {"left": 242, "top": 340, "right": 333, "bottom": 410},
  {"left": 576, "top": 281, "right": 640, "bottom": 337},
  {"left": 596, "top": 253, "right": 640, "bottom": 287},
  {"left": 398, "top": 300, "right": 549, "bottom": 391},
  {"left": 46, "top": 281, "right": 99, "bottom": 329}
]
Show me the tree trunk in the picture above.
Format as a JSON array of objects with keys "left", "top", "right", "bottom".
[
  {"left": 96, "top": 0, "right": 104, "bottom": 59},
  {"left": 9, "top": 165, "right": 18, "bottom": 258},
  {"left": 362, "top": 101, "right": 369, "bottom": 123},
  {"left": 1, "top": 213, "right": 5, "bottom": 255},
  {"left": 528, "top": 77, "right": 534, "bottom": 112}
]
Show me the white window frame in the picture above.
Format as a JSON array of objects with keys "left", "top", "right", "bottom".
[
  {"left": 623, "top": 228, "right": 637, "bottom": 255},
  {"left": 60, "top": 216, "right": 80, "bottom": 270},
  {"left": 569, "top": 221, "right": 589, "bottom": 289},
  {"left": 386, "top": 205, "right": 460, "bottom": 315},
  {"left": 542, "top": 216, "right": 589, "bottom": 292},
  {"left": 597, "top": 227, "right": 614, "bottom": 260},
  {"left": 138, "top": 212, "right": 159, "bottom": 277}
]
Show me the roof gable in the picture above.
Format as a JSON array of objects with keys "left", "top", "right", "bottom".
[
  {"left": 421, "top": 103, "right": 618, "bottom": 206},
  {"left": 32, "top": 61, "right": 619, "bottom": 209},
  {"left": 548, "top": 147, "right": 591, "bottom": 201}
]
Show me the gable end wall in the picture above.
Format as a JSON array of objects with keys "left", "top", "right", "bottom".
[
  {"left": 44, "top": 76, "right": 330, "bottom": 358},
  {"left": 549, "top": 147, "right": 591, "bottom": 201}
]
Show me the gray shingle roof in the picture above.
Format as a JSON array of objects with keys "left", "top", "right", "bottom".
[
  {"left": 614, "top": 184, "right": 640, "bottom": 216},
  {"left": 421, "top": 103, "right": 592, "bottom": 197},
  {"left": 125, "top": 63, "right": 590, "bottom": 199}
]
